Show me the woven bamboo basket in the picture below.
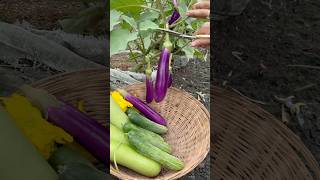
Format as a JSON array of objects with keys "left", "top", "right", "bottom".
[
  {"left": 212, "top": 86, "right": 320, "bottom": 180},
  {"left": 31, "top": 68, "right": 210, "bottom": 180}
]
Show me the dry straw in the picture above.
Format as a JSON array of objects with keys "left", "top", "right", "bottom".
[
  {"left": 212, "top": 87, "right": 320, "bottom": 180},
  {"left": 31, "top": 68, "right": 210, "bottom": 180}
]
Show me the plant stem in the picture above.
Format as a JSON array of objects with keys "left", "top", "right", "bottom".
[
  {"left": 139, "top": 34, "right": 146, "bottom": 54},
  {"left": 156, "top": 0, "right": 167, "bottom": 27},
  {"left": 128, "top": 45, "right": 139, "bottom": 64}
]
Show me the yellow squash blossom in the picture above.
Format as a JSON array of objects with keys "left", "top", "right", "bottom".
[
  {"left": 111, "top": 91, "right": 133, "bottom": 112},
  {"left": 0, "top": 94, "right": 73, "bottom": 159}
]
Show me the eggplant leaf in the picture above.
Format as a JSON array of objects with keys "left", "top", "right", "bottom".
[
  {"left": 139, "top": 20, "right": 159, "bottom": 31},
  {"left": 140, "top": 10, "right": 160, "bottom": 22},
  {"left": 122, "top": 15, "right": 138, "bottom": 31},
  {"left": 182, "top": 46, "right": 194, "bottom": 59},
  {"left": 110, "top": 29, "right": 138, "bottom": 56},
  {"left": 111, "top": 0, "right": 144, "bottom": 16},
  {"left": 194, "top": 49, "right": 206, "bottom": 62},
  {"left": 110, "top": 10, "right": 123, "bottom": 31}
]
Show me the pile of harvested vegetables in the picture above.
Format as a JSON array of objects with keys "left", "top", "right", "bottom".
[
  {"left": 110, "top": 89, "right": 184, "bottom": 177},
  {"left": 0, "top": 85, "right": 109, "bottom": 180}
]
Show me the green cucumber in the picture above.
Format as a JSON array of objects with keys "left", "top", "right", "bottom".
[
  {"left": 128, "top": 130, "right": 184, "bottom": 171},
  {"left": 131, "top": 128, "right": 171, "bottom": 153},
  {"left": 58, "top": 163, "right": 110, "bottom": 180},
  {"left": 123, "top": 122, "right": 164, "bottom": 142},
  {"left": 123, "top": 122, "right": 171, "bottom": 153},
  {"left": 127, "top": 108, "right": 168, "bottom": 134},
  {"left": 48, "top": 146, "right": 109, "bottom": 180}
]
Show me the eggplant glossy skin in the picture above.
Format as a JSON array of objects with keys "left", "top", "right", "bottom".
[
  {"left": 155, "top": 48, "right": 170, "bottom": 102},
  {"left": 124, "top": 94, "right": 167, "bottom": 126}
]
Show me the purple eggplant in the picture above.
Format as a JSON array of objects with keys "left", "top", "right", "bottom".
[
  {"left": 19, "top": 85, "right": 109, "bottom": 165},
  {"left": 168, "top": 10, "right": 181, "bottom": 25},
  {"left": 155, "top": 48, "right": 171, "bottom": 102},
  {"left": 146, "top": 76, "right": 154, "bottom": 103},
  {"left": 118, "top": 89, "right": 167, "bottom": 126},
  {"left": 48, "top": 106, "right": 108, "bottom": 165}
]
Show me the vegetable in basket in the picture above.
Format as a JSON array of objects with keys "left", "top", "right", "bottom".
[
  {"left": 110, "top": 122, "right": 161, "bottom": 177},
  {"left": 123, "top": 122, "right": 166, "bottom": 144},
  {"left": 19, "top": 85, "right": 109, "bottom": 165},
  {"left": 0, "top": 104, "right": 59, "bottom": 180},
  {"left": 49, "top": 146, "right": 109, "bottom": 180},
  {"left": 117, "top": 89, "right": 167, "bottom": 126},
  {"left": 127, "top": 107, "right": 168, "bottom": 134},
  {"left": 110, "top": 124, "right": 129, "bottom": 145},
  {"left": 124, "top": 124, "right": 171, "bottom": 153},
  {"left": 0, "top": 93, "right": 73, "bottom": 159},
  {"left": 110, "top": 95, "right": 130, "bottom": 129},
  {"left": 111, "top": 91, "right": 133, "bottom": 112},
  {"left": 111, "top": 139, "right": 161, "bottom": 177},
  {"left": 128, "top": 130, "right": 184, "bottom": 171}
]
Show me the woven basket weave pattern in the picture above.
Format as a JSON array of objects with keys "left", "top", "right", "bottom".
[{"left": 212, "top": 87, "right": 320, "bottom": 180}]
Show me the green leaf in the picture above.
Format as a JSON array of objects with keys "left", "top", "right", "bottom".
[
  {"left": 110, "top": 0, "right": 144, "bottom": 16},
  {"left": 194, "top": 49, "right": 206, "bottom": 61},
  {"left": 140, "top": 10, "right": 160, "bottom": 22},
  {"left": 139, "top": 20, "right": 159, "bottom": 31},
  {"left": 110, "top": 10, "right": 122, "bottom": 31},
  {"left": 122, "top": 15, "right": 137, "bottom": 30},
  {"left": 182, "top": 46, "right": 194, "bottom": 59},
  {"left": 110, "top": 29, "right": 138, "bottom": 56},
  {"left": 143, "top": 34, "right": 152, "bottom": 50},
  {"left": 177, "top": 2, "right": 188, "bottom": 16}
]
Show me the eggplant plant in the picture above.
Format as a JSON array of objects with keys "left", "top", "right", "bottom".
[{"left": 111, "top": 0, "right": 208, "bottom": 103}]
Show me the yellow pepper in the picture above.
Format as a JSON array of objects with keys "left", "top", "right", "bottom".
[
  {"left": 111, "top": 90, "right": 133, "bottom": 112},
  {"left": 0, "top": 94, "right": 73, "bottom": 159}
]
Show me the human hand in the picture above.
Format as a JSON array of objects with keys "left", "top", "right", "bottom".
[
  {"left": 191, "top": 22, "right": 210, "bottom": 48},
  {"left": 185, "top": 1, "right": 210, "bottom": 19}
]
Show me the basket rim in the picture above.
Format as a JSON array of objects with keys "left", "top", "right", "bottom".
[
  {"left": 110, "top": 83, "right": 210, "bottom": 180},
  {"left": 31, "top": 68, "right": 107, "bottom": 87}
]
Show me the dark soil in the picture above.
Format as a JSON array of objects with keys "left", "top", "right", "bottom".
[
  {"left": 214, "top": 0, "right": 320, "bottom": 163},
  {"left": 0, "top": 0, "right": 83, "bottom": 30}
]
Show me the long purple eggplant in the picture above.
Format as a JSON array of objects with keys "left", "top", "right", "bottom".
[
  {"left": 155, "top": 48, "right": 170, "bottom": 102},
  {"left": 47, "top": 106, "right": 108, "bottom": 165},
  {"left": 19, "top": 85, "right": 109, "bottom": 165},
  {"left": 118, "top": 89, "right": 167, "bottom": 126}
]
